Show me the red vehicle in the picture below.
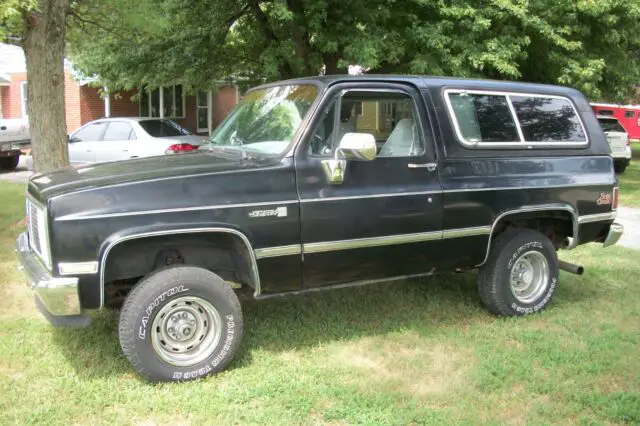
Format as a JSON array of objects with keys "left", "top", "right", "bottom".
[{"left": 591, "top": 103, "right": 640, "bottom": 141}]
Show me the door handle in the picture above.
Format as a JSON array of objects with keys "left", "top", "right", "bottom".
[{"left": 408, "top": 162, "right": 437, "bottom": 172}]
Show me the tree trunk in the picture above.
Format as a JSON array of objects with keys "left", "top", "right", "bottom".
[
  {"left": 324, "top": 52, "right": 347, "bottom": 75},
  {"left": 22, "top": 0, "right": 69, "bottom": 173}
]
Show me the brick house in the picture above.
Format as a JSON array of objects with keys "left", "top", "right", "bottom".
[{"left": 0, "top": 44, "right": 240, "bottom": 135}]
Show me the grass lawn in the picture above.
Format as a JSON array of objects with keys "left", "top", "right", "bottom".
[
  {"left": 615, "top": 142, "right": 640, "bottom": 208},
  {"left": 1, "top": 183, "right": 639, "bottom": 425}
]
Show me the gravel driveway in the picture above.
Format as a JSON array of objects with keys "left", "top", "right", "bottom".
[
  {"left": 616, "top": 207, "right": 640, "bottom": 250},
  {"left": 0, "top": 155, "right": 32, "bottom": 184}
]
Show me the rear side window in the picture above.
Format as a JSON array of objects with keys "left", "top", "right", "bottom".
[
  {"left": 102, "top": 122, "right": 135, "bottom": 141},
  {"left": 511, "top": 96, "right": 586, "bottom": 142},
  {"left": 448, "top": 93, "right": 519, "bottom": 143},
  {"left": 625, "top": 111, "right": 636, "bottom": 118},
  {"left": 446, "top": 90, "right": 588, "bottom": 147}
]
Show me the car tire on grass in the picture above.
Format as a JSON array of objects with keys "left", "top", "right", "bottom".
[
  {"left": 614, "top": 162, "right": 627, "bottom": 174},
  {"left": 0, "top": 155, "right": 20, "bottom": 170},
  {"left": 119, "top": 265, "right": 243, "bottom": 382},
  {"left": 478, "top": 228, "right": 559, "bottom": 316}
]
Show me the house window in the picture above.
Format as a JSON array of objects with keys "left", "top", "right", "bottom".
[
  {"left": 20, "top": 81, "right": 28, "bottom": 117},
  {"left": 139, "top": 85, "right": 185, "bottom": 118},
  {"left": 196, "top": 90, "right": 210, "bottom": 133}
]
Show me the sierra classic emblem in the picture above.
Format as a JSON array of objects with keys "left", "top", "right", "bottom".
[
  {"left": 249, "top": 207, "right": 288, "bottom": 218},
  {"left": 596, "top": 192, "right": 613, "bottom": 205}
]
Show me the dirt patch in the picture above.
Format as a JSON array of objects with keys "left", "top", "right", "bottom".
[{"left": 331, "top": 331, "right": 474, "bottom": 397}]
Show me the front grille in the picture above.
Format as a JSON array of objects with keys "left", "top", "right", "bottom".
[{"left": 27, "top": 199, "right": 48, "bottom": 266}]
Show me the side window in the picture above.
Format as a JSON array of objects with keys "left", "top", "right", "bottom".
[
  {"left": 341, "top": 91, "right": 424, "bottom": 157},
  {"left": 625, "top": 110, "right": 636, "bottom": 118},
  {"left": 599, "top": 110, "right": 614, "bottom": 116},
  {"left": 102, "top": 122, "right": 135, "bottom": 141},
  {"left": 308, "top": 91, "right": 426, "bottom": 158},
  {"left": 308, "top": 102, "right": 337, "bottom": 156},
  {"left": 511, "top": 96, "right": 586, "bottom": 142},
  {"left": 71, "top": 122, "right": 107, "bottom": 142},
  {"left": 448, "top": 93, "right": 519, "bottom": 143}
]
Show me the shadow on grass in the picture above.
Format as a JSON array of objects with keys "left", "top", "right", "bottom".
[
  {"left": 49, "top": 268, "right": 600, "bottom": 379},
  {"left": 50, "top": 272, "right": 487, "bottom": 378}
]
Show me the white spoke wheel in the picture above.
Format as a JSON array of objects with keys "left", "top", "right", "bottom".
[
  {"left": 478, "top": 228, "right": 559, "bottom": 316},
  {"left": 119, "top": 266, "right": 243, "bottom": 382}
]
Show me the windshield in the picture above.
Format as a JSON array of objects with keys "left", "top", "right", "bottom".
[
  {"left": 598, "top": 118, "right": 626, "bottom": 133},
  {"left": 203, "top": 84, "right": 319, "bottom": 155},
  {"left": 139, "top": 119, "right": 191, "bottom": 137}
]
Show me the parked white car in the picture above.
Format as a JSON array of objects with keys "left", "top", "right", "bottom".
[
  {"left": 68, "top": 118, "right": 207, "bottom": 164},
  {"left": 597, "top": 115, "right": 632, "bottom": 173}
]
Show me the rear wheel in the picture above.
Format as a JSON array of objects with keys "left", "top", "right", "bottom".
[
  {"left": 118, "top": 266, "right": 243, "bottom": 382},
  {"left": 0, "top": 155, "right": 19, "bottom": 170},
  {"left": 478, "top": 228, "right": 559, "bottom": 316},
  {"left": 614, "top": 161, "right": 628, "bottom": 174}
]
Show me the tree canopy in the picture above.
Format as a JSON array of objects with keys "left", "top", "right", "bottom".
[{"left": 67, "top": 0, "right": 640, "bottom": 102}]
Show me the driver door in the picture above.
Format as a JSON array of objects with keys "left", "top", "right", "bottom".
[{"left": 295, "top": 83, "right": 443, "bottom": 287}]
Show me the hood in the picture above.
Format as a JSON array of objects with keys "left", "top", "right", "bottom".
[{"left": 29, "top": 150, "right": 273, "bottom": 199}]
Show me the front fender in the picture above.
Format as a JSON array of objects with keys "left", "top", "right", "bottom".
[{"left": 97, "top": 222, "right": 260, "bottom": 308}]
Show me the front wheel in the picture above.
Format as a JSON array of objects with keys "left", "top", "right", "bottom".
[
  {"left": 478, "top": 228, "right": 559, "bottom": 316},
  {"left": 614, "top": 161, "right": 628, "bottom": 174},
  {"left": 119, "top": 266, "right": 243, "bottom": 382}
]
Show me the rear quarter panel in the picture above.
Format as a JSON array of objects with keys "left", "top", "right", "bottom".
[{"left": 427, "top": 84, "right": 617, "bottom": 267}]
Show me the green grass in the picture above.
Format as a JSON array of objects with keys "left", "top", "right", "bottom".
[
  {"left": 1, "top": 183, "right": 639, "bottom": 425},
  {"left": 618, "top": 143, "right": 640, "bottom": 207}
]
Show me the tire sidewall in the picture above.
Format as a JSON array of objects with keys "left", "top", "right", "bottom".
[
  {"left": 124, "top": 272, "right": 242, "bottom": 382},
  {"left": 495, "top": 234, "right": 559, "bottom": 316}
]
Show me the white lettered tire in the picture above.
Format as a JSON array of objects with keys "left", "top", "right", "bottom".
[
  {"left": 478, "top": 228, "right": 559, "bottom": 316},
  {"left": 119, "top": 266, "right": 243, "bottom": 382}
]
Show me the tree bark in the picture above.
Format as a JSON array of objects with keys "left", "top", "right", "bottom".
[
  {"left": 324, "top": 52, "right": 346, "bottom": 75},
  {"left": 22, "top": 0, "right": 70, "bottom": 173}
]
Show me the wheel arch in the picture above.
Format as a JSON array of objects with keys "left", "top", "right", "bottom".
[
  {"left": 478, "top": 204, "right": 578, "bottom": 267},
  {"left": 98, "top": 225, "right": 261, "bottom": 309}
]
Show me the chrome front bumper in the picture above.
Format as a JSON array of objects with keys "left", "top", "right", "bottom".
[
  {"left": 603, "top": 223, "right": 624, "bottom": 248},
  {"left": 16, "top": 232, "right": 82, "bottom": 316}
]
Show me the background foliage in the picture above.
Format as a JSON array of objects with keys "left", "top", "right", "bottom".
[{"left": 64, "top": 0, "right": 640, "bottom": 101}]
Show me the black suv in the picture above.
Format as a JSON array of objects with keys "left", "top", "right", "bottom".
[{"left": 17, "top": 75, "right": 623, "bottom": 382}]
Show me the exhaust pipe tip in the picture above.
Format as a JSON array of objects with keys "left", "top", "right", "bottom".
[{"left": 558, "top": 260, "right": 584, "bottom": 276}]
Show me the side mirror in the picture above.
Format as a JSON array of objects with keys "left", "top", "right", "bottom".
[
  {"left": 321, "top": 132, "right": 377, "bottom": 185},
  {"left": 336, "top": 132, "right": 377, "bottom": 161},
  {"left": 68, "top": 135, "right": 80, "bottom": 143}
]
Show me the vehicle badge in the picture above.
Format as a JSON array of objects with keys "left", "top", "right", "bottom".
[
  {"left": 596, "top": 192, "right": 612, "bottom": 205},
  {"left": 249, "top": 206, "right": 288, "bottom": 218}
]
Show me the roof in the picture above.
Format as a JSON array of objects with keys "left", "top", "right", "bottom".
[
  {"left": 0, "top": 74, "right": 10, "bottom": 86},
  {"left": 253, "top": 74, "right": 583, "bottom": 97},
  {"left": 0, "top": 44, "right": 26, "bottom": 74},
  {"left": 0, "top": 44, "right": 77, "bottom": 77}
]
